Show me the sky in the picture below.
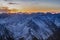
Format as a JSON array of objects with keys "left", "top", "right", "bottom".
[{"left": 0, "top": 0, "right": 60, "bottom": 13}]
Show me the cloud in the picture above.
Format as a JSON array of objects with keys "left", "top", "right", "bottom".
[{"left": 0, "top": 0, "right": 60, "bottom": 12}]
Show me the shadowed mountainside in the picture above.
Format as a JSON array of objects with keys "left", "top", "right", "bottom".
[{"left": 0, "top": 12, "right": 60, "bottom": 40}]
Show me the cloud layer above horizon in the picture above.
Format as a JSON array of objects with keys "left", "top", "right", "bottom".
[{"left": 0, "top": 0, "right": 60, "bottom": 12}]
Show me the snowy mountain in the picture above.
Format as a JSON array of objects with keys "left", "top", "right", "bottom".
[{"left": 0, "top": 13, "right": 60, "bottom": 40}]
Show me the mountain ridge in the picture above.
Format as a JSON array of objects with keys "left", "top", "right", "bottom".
[{"left": 0, "top": 13, "right": 60, "bottom": 40}]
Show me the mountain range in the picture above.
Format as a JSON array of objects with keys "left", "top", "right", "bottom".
[{"left": 0, "top": 12, "right": 60, "bottom": 40}]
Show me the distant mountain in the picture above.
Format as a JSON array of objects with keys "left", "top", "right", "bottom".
[{"left": 0, "top": 13, "right": 60, "bottom": 40}]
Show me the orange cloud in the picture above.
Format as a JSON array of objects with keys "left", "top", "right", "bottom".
[{"left": 0, "top": 6, "right": 60, "bottom": 13}]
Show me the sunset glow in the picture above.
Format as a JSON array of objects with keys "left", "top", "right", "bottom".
[{"left": 0, "top": 0, "right": 60, "bottom": 13}]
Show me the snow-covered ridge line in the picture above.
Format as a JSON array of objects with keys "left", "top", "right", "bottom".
[
  {"left": 0, "top": 12, "right": 60, "bottom": 14},
  {"left": 0, "top": 13, "right": 60, "bottom": 40}
]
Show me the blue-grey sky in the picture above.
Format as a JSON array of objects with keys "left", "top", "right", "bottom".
[{"left": 0, "top": 0, "right": 60, "bottom": 12}]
